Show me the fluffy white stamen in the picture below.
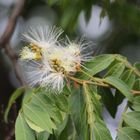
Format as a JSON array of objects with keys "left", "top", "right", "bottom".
[
  {"left": 41, "top": 73, "right": 64, "bottom": 93},
  {"left": 22, "top": 25, "right": 63, "bottom": 50}
]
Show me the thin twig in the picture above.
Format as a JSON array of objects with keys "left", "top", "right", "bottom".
[
  {"left": 68, "top": 75, "right": 140, "bottom": 96},
  {"left": 131, "top": 90, "right": 140, "bottom": 95}
]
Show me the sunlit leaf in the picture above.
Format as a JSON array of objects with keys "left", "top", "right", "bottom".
[
  {"left": 37, "top": 131, "right": 50, "bottom": 140},
  {"left": 93, "top": 118, "right": 112, "bottom": 140},
  {"left": 80, "top": 54, "right": 115, "bottom": 79},
  {"left": 121, "top": 70, "right": 136, "bottom": 88},
  {"left": 105, "top": 76, "right": 133, "bottom": 101},
  {"left": 69, "top": 87, "right": 89, "bottom": 140},
  {"left": 117, "top": 127, "right": 140, "bottom": 140},
  {"left": 25, "top": 117, "right": 44, "bottom": 133},
  {"left": 22, "top": 90, "right": 68, "bottom": 134},
  {"left": 85, "top": 54, "right": 115, "bottom": 76},
  {"left": 115, "top": 70, "right": 135, "bottom": 106},
  {"left": 83, "top": 84, "right": 112, "bottom": 140},
  {"left": 23, "top": 104, "right": 56, "bottom": 133},
  {"left": 132, "top": 96, "right": 140, "bottom": 111},
  {"left": 54, "top": 116, "right": 68, "bottom": 137},
  {"left": 15, "top": 112, "right": 35, "bottom": 140},
  {"left": 105, "top": 62, "right": 125, "bottom": 78},
  {"left": 123, "top": 112, "right": 140, "bottom": 132}
]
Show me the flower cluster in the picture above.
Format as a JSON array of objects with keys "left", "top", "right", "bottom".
[{"left": 20, "top": 25, "right": 93, "bottom": 93}]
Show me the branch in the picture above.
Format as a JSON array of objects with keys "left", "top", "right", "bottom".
[
  {"left": 5, "top": 45, "right": 25, "bottom": 85},
  {"left": 0, "top": 0, "right": 25, "bottom": 48},
  {"left": 0, "top": 0, "right": 26, "bottom": 85},
  {"left": 5, "top": 129, "right": 15, "bottom": 140},
  {"left": 0, "top": 1, "right": 26, "bottom": 140},
  {"left": 68, "top": 75, "right": 140, "bottom": 96},
  {"left": 0, "top": 0, "right": 26, "bottom": 86}
]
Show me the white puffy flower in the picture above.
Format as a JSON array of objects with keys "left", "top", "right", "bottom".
[
  {"left": 40, "top": 72, "right": 64, "bottom": 93},
  {"left": 20, "top": 25, "right": 94, "bottom": 93},
  {"left": 22, "top": 25, "right": 63, "bottom": 50},
  {"left": 22, "top": 59, "right": 64, "bottom": 93},
  {"left": 66, "top": 38, "right": 94, "bottom": 63},
  {"left": 63, "top": 38, "right": 94, "bottom": 74},
  {"left": 20, "top": 25, "right": 63, "bottom": 61}
]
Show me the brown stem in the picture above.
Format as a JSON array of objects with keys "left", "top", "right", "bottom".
[
  {"left": 67, "top": 75, "right": 110, "bottom": 87},
  {"left": 68, "top": 75, "right": 140, "bottom": 96},
  {"left": 131, "top": 90, "right": 140, "bottom": 95}
]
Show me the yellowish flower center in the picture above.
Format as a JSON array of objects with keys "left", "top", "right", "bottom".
[
  {"left": 29, "top": 43, "right": 42, "bottom": 60},
  {"left": 51, "top": 59, "right": 65, "bottom": 74},
  {"left": 50, "top": 58, "right": 81, "bottom": 75}
]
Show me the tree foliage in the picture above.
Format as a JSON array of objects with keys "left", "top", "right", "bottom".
[
  {"left": 5, "top": 54, "right": 140, "bottom": 140},
  {"left": 3, "top": 0, "right": 140, "bottom": 140}
]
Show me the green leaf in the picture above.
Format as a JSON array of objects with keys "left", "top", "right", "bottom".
[
  {"left": 132, "top": 96, "right": 140, "bottom": 111},
  {"left": 60, "top": 4, "right": 81, "bottom": 31},
  {"left": 83, "top": 84, "right": 112, "bottom": 140},
  {"left": 15, "top": 112, "right": 35, "bottom": 140},
  {"left": 104, "top": 76, "right": 133, "bottom": 101},
  {"left": 22, "top": 89, "right": 33, "bottom": 104},
  {"left": 57, "top": 116, "right": 78, "bottom": 140},
  {"left": 83, "top": 54, "right": 115, "bottom": 78},
  {"left": 100, "top": 9, "right": 107, "bottom": 22},
  {"left": 69, "top": 87, "right": 89, "bottom": 140},
  {"left": 54, "top": 116, "right": 68, "bottom": 137},
  {"left": 83, "top": 84, "right": 95, "bottom": 126},
  {"left": 123, "top": 112, "right": 140, "bottom": 132},
  {"left": 25, "top": 118, "right": 44, "bottom": 133},
  {"left": 37, "top": 131, "right": 50, "bottom": 140},
  {"left": 105, "top": 62, "right": 125, "bottom": 78},
  {"left": 63, "top": 84, "right": 71, "bottom": 95},
  {"left": 52, "top": 94, "right": 69, "bottom": 112},
  {"left": 109, "top": 3, "right": 140, "bottom": 34},
  {"left": 23, "top": 90, "right": 68, "bottom": 134},
  {"left": 121, "top": 70, "right": 136, "bottom": 88},
  {"left": 133, "top": 79, "right": 140, "bottom": 91},
  {"left": 117, "top": 127, "right": 140, "bottom": 140},
  {"left": 93, "top": 118, "right": 112, "bottom": 140},
  {"left": 99, "top": 87, "right": 117, "bottom": 118},
  {"left": 115, "top": 70, "right": 135, "bottom": 106},
  {"left": 59, "top": 0, "right": 71, "bottom": 8},
  {"left": 88, "top": 86, "right": 102, "bottom": 117},
  {"left": 4, "top": 87, "right": 24, "bottom": 122},
  {"left": 134, "top": 63, "right": 140, "bottom": 72},
  {"left": 31, "top": 93, "right": 63, "bottom": 123},
  {"left": 83, "top": 0, "right": 93, "bottom": 22},
  {"left": 47, "top": 0, "right": 58, "bottom": 6},
  {"left": 23, "top": 104, "right": 56, "bottom": 133}
]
